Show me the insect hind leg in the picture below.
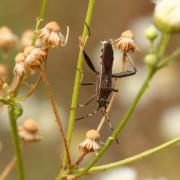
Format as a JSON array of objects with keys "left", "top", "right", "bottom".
[{"left": 101, "top": 110, "right": 119, "bottom": 144}]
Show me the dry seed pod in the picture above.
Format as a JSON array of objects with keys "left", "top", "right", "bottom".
[
  {"left": 114, "top": 30, "right": 136, "bottom": 53},
  {"left": 14, "top": 52, "right": 26, "bottom": 77},
  {"left": 18, "top": 119, "right": 41, "bottom": 143},
  {"left": 0, "top": 26, "right": 17, "bottom": 50},
  {"left": 24, "top": 46, "right": 47, "bottom": 69},
  {"left": 79, "top": 129, "right": 101, "bottom": 153},
  {"left": 38, "top": 21, "right": 69, "bottom": 48}
]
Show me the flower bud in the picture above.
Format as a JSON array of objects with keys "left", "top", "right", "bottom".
[
  {"left": 144, "top": 53, "right": 158, "bottom": 67},
  {"left": 154, "top": 0, "right": 180, "bottom": 33},
  {"left": 145, "top": 26, "right": 158, "bottom": 41}
]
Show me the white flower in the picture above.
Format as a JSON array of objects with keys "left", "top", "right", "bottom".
[
  {"left": 154, "top": 0, "right": 180, "bottom": 33},
  {"left": 98, "top": 167, "right": 137, "bottom": 180},
  {"left": 160, "top": 106, "right": 180, "bottom": 140}
]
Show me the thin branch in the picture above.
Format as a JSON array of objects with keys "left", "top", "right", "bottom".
[
  {"left": 77, "top": 137, "right": 180, "bottom": 174},
  {"left": 8, "top": 105, "right": 25, "bottom": 180},
  {"left": 75, "top": 32, "right": 171, "bottom": 178},
  {"left": 41, "top": 68, "right": 71, "bottom": 167},
  {"left": 17, "top": 73, "right": 42, "bottom": 101},
  {"left": 62, "top": 0, "right": 95, "bottom": 169}
]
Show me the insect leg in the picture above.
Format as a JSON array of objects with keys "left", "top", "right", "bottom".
[
  {"left": 112, "top": 66, "right": 137, "bottom": 78},
  {"left": 75, "top": 108, "right": 99, "bottom": 121},
  {"left": 101, "top": 110, "right": 119, "bottom": 144},
  {"left": 71, "top": 94, "right": 97, "bottom": 110},
  {"left": 112, "top": 53, "right": 137, "bottom": 78},
  {"left": 80, "top": 72, "right": 95, "bottom": 86},
  {"left": 83, "top": 50, "right": 99, "bottom": 75}
]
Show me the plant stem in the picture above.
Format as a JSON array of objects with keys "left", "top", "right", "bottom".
[
  {"left": 62, "top": 0, "right": 95, "bottom": 168},
  {"left": 158, "top": 46, "right": 180, "bottom": 69},
  {"left": 8, "top": 106, "right": 25, "bottom": 180},
  {"left": 41, "top": 69, "right": 71, "bottom": 167},
  {"left": 75, "top": 68, "right": 155, "bottom": 178},
  {"left": 75, "top": 32, "right": 171, "bottom": 178},
  {"left": 77, "top": 137, "right": 180, "bottom": 173},
  {"left": 32, "top": 0, "right": 47, "bottom": 46},
  {"left": 158, "top": 33, "right": 170, "bottom": 58}
]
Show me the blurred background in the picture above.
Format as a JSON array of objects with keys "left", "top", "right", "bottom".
[{"left": 0, "top": 0, "right": 180, "bottom": 180}]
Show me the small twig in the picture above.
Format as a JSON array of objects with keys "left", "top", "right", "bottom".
[
  {"left": 74, "top": 152, "right": 88, "bottom": 167},
  {"left": 0, "top": 142, "right": 26, "bottom": 180},
  {"left": 0, "top": 157, "right": 16, "bottom": 180},
  {"left": 40, "top": 67, "right": 71, "bottom": 167},
  {"left": 62, "top": 0, "right": 95, "bottom": 170},
  {"left": 17, "top": 73, "right": 42, "bottom": 101},
  {"left": 8, "top": 105, "right": 25, "bottom": 180}
]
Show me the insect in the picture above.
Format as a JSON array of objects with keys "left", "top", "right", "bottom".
[{"left": 75, "top": 39, "right": 137, "bottom": 129}]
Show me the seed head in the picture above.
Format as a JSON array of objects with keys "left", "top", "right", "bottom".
[
  {"left": 114, "top": 30, "right": 136, "bottom": 53},
  {"left": 20, "top": 30, "right": 42, "bottom": 49},
  {"left": 18, "top": 119, "right": 41, "bottom": 143},
  {"left": 14, "top": 52, "right": 26, "bottom": 77},
  {"left": 79, "top": 129, "right": 101, "bottom": 153},
  {"left": 38, "top": 21, "right": 69, "bottom": 48},
  {"left": 24, "top": 46, "right": 47, "bottom": 69},
  {"left": 0, "top": 26, "right": 17, "bottom": 50}
]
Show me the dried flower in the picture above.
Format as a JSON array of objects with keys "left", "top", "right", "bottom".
[
  {"left": 79, "top": 129, "right": 101, "bottom": 153},
  {"left": 24, "top": 46, "right": 47, "bottom": 69},
  {"left": 154, "top": 0, "right": 180, "bottom": 33},
  {"left": 113, "top": 30, "right": 136, "bottom": 53},
  {"left": 20, "top": 30, "right": 42, "bottom": 49},
  {"left": 18, "top": 119, "right": 41, "bottom": 142},
  {"left": 14, "top": 52, "right": 26, "bottom": 77},
  {"left": 38, "top": 21, "right": 69, "bottom": 48},
  {"left": 0, "top": 26, "right": 17, "bottom": 50}
]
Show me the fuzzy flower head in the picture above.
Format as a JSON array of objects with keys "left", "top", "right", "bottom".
[
  {"left": 79, "top": 129, "right": 101, "bottom": 153},
  {"left": 18, "top": 119, "right": 41, "bottom": 143},
  {"left": 0, "top": 27, "right": 17, "bottom": 50},
  {"left": 24, "top": 46, "right": 47, "bottom": 70},
  {"left": 154, "top": 0, "right": 180, "bottom": 33},
  {"left": 38, "top": 21, "right": 69, "bottom": 48},
  {"left": 20, "top": 30, "right": 42, "bottom": 49},
  {"left": 113, "top": 30, "right": 136, "bottom": 53},
  {"left": 14, "top": 52, "right": 26, "bottom": 77}
]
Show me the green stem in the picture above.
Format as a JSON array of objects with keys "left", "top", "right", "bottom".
[
  {"left": 75, "top": 69, "right": 155, "bottom": 178},
  {"left": 62, "top": 0, "right": 95, "bottom": 168},
  {"left": 77, "top": 137, "right": 180, "bottom": 173},
  {"left": 32, "top": 0, "right": 47, "bottom": 46},
  {"left": 8, "top": 106, "right": 25, "bottom": 180},
  {"left": 75, "top": 32, "right": 171, "bottom": 178},
  {"left": 158, "top": 33, "right": 170, "bottom": 58},
  {"left": 158, "top": 46, "right": 180, "bottom": 69}
]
